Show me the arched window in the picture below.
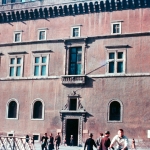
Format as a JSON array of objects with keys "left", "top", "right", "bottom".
[
  {"left": 8, "top": 101, "right": 17, "bottom": 118},
  {"left": 32, "top": 99, "right": 44, "bottom": 120},
  {"left": 7, "top": 99, "right": 19, "bottom": 119},
  {"left": 108, "top": 100, "right": 123, "bottom": 122}
]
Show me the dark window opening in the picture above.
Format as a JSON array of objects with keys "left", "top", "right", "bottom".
[
  {"left": 33, "top": 135, "right": 39, "bottom": 140},
  {"left": 73, "top": 28, "right": 79, "bottom": 37},
  {"left": 15, "top": 33, "right": 21, "bottom": 42},
  {"left": 39, "top": 31, "right": 45, "bottom": 40},
  {"left": 33, "top": 101, "right": 42, "bottom": 119},
  {"left": 2, "top": 0, "right": 6, "bottom": 4},
  {"left": 109, "top": 61, "right": 114, "bottom": 73},
  {"left": 8, "top": 134, "right": 13, "bottom": 136},
  {"left": 69, "top": 99, "right": 77, "bottom": 110},
  {"left": 8, "top": 101, "right": 17, "bottom": 118},
  {"left": 113, "top": 24, "right": 120, "bottom": 34},
  {"left": 69, "top": 47, "right": 82, "bottom": 75},
  {"left": 117, "top": 62, "right": 123, "bottom": 73},
  {"left": 109, "top": 101, "right": 121, "bottom": 121}
]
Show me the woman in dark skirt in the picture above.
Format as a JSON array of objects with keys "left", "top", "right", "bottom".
[{"left": 48, "top": 133, "right": 54, "bottom": 150}]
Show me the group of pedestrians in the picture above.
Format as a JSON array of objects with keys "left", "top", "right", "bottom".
[
  {"left": 41, "top": 132, "right": 61, "bottom": 150},
  {"left": 84, "top": 129, "right": 130, "bottom": 150}
]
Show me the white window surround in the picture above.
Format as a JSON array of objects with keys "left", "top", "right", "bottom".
[
  {"left": 111, "top": 22, "right": 122, "bottom": 35},
  {"left": 32, "top": 54, "right": 49, "bottom": 77},
  {"left": 107, "top": 99, "right": 123, "bottom": 122},
  {"left": 106, "top": 49, "right": 126, "bottom": 75},
  {"left": 6, "top": 98, "right": 19, "bottom": 120},
  {"left": 8, "top": 55, "right": 24, "bottom": 78},
  {"left": 7, "top": 132, "right": 15, "bottom": 137},
  {"left": 71, "top": 25, "right": 81, "bottom": 38},
  {"left": 13, "top": 31, "right": 23, "bottom": 43},
  {"left": 38, "top": 28, "right": 48, "bottom": 41},
  {"left": 31, "top": 98, "right": 45, "bottom": 120},
  {"left": 33, "top": 133, "right": 40, "bottom": 142}
]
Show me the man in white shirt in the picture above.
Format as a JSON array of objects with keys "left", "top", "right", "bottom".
[{"left": 109, "top": 129, "right": 128, "bottom": 150}]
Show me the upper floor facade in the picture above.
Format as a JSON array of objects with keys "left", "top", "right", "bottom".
[{"left": 0, "top": 0, "right": 150, "bottom": 81}]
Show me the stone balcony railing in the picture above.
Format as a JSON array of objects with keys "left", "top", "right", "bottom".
[{"left": 61, "top": 75, "right": 85, "bottom": 85}]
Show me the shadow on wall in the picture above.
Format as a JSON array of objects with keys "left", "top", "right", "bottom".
[{"left": 85, "top": 112, "right": 94, "bottom": 123}]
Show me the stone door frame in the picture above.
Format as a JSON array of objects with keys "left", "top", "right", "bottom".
[{"left": 62, "top": 114, "right": 84, "bottom": 146}]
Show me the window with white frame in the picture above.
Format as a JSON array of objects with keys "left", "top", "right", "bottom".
[
  {"left": 14, "top": 32, "right": 22, "bottom": 42},
  {"left": 6, "top": 99, "right": 19, "bottom": 119},
  {"left": 71, "top": 26, "right": 80, "bottom": 37},
  {"left": 33, "top": 55, "right": 49, "bottom": 76},
  {"left": 31, "top": 99, "right": 44, "bottom": 120},
  {"left": 111, "top": 22, "right": 121, "bottom": 34},
  {"left": 108, "top": 99, "right": 123, "bottom": 122},
  {"left": 38, "top": 30, "right": 46, "bottom": 40},
  {"left": 107, "top": 50, "right": 125, "bottom": 74},
  {"left": 7, "top": 132, "right": 14, "bottom": 137},
  {"left": 9, "top": 56, "right": 23, "bottom": 77},
  {"left": 33, "top": 134, "right": 40, "bottom": 142}
]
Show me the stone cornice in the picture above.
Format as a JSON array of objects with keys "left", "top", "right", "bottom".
[
  {"left": 1, "top": 73, "right": 150, "bottom": 81},
  {"left": 0, "top": 0, "right": 149, "bottom": 23},
  {"left": 0, "top": 32, "right": 150, "bottom": 47},
  {"left": 8, "top": 51, "right": 28, "bottom": 55}
]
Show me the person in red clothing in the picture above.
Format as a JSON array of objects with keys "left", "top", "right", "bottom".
[
  {"left": 84, "top": 133, "right": 97, "bottom": 150},
  {"left": 99, "top": 131, "right": 111, "bottom": 150}
]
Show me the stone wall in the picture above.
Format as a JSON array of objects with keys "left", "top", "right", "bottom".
[{"left": 0, "top": 1, "right": 150, "bottom": 148}]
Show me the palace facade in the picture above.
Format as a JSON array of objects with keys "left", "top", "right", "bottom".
[{"left": 0, "top": 0, "right": 150, "bottom": 148}]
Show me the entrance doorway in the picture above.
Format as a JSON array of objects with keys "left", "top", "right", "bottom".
[{"left": 66, "top": 119, "right": 78, "bottom": 146}]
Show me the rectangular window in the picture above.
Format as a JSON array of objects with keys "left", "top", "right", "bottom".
[
  {"left": 33, "top": 55, "right": 48, "bottom": 76},
  {"left": 14, "top": 32, "right": 22, "bottom": 42},
  {"left": 73, "top": 28, "right": 79, "bottom": 37},
  {"left": 2, "top": 0, "right": 6, "bottom": 4},
  {"left": 69, "top": 47, "right": 82, "bottom": 75},
  {"left": 71, "top": 26, "right": 81, "bottom": 37},
  {"left": 7, "top": 133, "right": 14, "bottom": 137},
  {"left": 9, "top": 56, "right": 23, "bottom": 77},
  {"left": 69, "top": 99, "right": 77, "bottom": 110},
  {"left": 38, "top": 30, "right": 46, "bottom": 40},
  {"left": 107, "top": 51, "right": 125, "bottom": 74},
  {"left": 111, "top": 22, "right": 121, "bottom": 34},
  {"left": 33, "top": 134, "right": 40, "bottom": 142}
]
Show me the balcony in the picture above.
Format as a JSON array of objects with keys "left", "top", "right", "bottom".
[{"left": 61, "top": 75, "right": 85, "bottom": 85}]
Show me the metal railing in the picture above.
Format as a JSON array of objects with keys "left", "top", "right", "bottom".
[{"left": 0, "top": 136, "right": 32, "bottom": 150}]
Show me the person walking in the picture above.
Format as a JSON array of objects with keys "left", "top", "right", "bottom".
[
  {"left": 131, "top": 138, "right": 136, "bottom": 150},
  {"left": 109, "top": 129, "right": 128, "bottom": 150},
  {"left": 84, "top": 133, "right": 97, "bottom": 150},
  {"left": 99, "top": 131, "right": 111, "bottom": 150},
  {"left": 55, "top": 132, "right": 61, "bottom": 150},
  {"left": 41, "top": 133, "right": 48, "bottom": 150},
  {"left": 26, "top": 135, "right": 29, "bottom": 143},
  {"left": 96, "top": 133, "right": 103, "bottom": 150},
  {"left": 48, "top": 133, "right": 54, "bottom": 150},
  {"left": 31, "top": 135, "right": 35, "bottom": 150}
]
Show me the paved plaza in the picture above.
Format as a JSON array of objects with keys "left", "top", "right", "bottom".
[
  {"left": 34, "top": 142, "right": 149, "bottom": 150},
  {"left": 34, "top": 143, "right": 91, "bottom": 150}
]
